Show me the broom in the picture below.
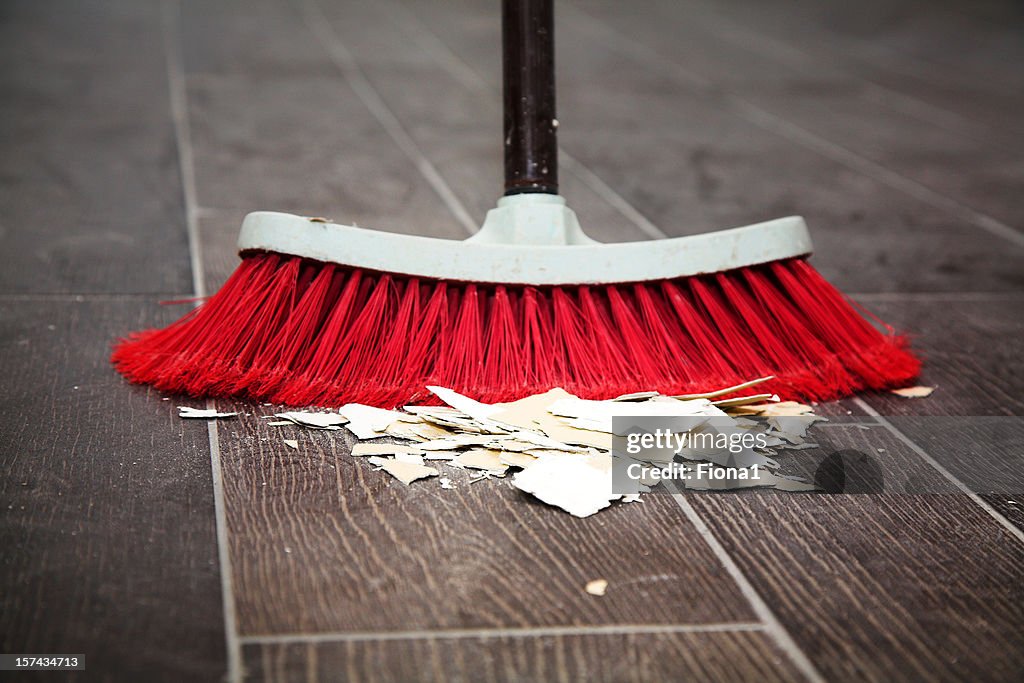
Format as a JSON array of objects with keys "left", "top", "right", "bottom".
[{"left": 112, "top": 0, "right": 919, "bottom": 408}]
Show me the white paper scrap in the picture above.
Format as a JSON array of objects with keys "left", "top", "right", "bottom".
[
  {"left": 585, "top": 579, "right": 608, "bottom": 596},
  {"left": 512, "top": 454, "right": 618, "bottom": 518},
  {"left": 339, "top": 403, "right": 408, "bottom": 439},
  {"left": 367, "top": 456, "right": 438, "bottom": 485},
  {"left": 426, "top": 386, "right": 505, "bottom": 422},
  {"left": 351, "top": 443, "right": 425, "bottom": 457},
  {"left": 452, "top": 449, "right": 508, "bottom": 473},
  {"left": 283, "top": 439, "right": 299, "bottom": 450},
  {"left": 890, "top": 386, "right": 935, "bottom": 398},
  {"left": 178, "top": 406, "right": 238, "bottom": 419},
  {"left": 767, "top": 416, "right": 827, "bottom": 439},
  {"left": 273, "top": 411, "right": 348, "bottom": 430}
]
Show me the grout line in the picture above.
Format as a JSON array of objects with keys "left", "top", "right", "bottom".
[
  {"left": 674, "top": 0, "right": 982, "bottom": 139},
  {"left": 384, "top": 0, "right": 667, "bottom": 240},
  {"left": 731, "top": 102, "right": 1024, "bottom": 249},
  {"left": 562, "top": 3, "right": 1024, "bottom": 250},
  {"left": 847, "top": 291, "right": 1024, "bottom": 302},
  {"left": 161, "top": 1, "right": 205, "bottom": 300},
  {"left": 559, "top": 153, "right": 668, "bottom": 239},
  {"left": 852, "top": 398, "right": 1024, "bottom": 545},
  {"left": 666, "top": 488, "right": 826, "bottom": 683},
  {"left": 161, "top": 2, "right": 242, "bottom": 681},
  {"left": 299, "top": 0, "right": 478, "bottom": 236},
  {"left": 0, "top": 293, "right": 196, "bottom": 300},
  {"left": 239, "top": 621, "right": 766, "bottom": 646}
]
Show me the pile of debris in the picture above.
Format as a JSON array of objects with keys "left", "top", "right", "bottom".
[{"left": 247, "top": 376, "right": 829, "bottom": 517}]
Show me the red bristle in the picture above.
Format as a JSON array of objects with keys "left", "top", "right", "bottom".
[
  {"left": 429, "top": 283, "right": 485, "bottom": 397},
  {"left": 577, "top": 286, "right": 634, "bottom": 389},
  {"left": 112, "top": 253, "right": 920, "bottom": 407},
  {"left": 480, "top": 286, "right": 525, "bottom": 401},
  {"left": 519, "top": 286, "right": 557, "bottom": 391},
  {"left": 659, "top": 280, "right": 738, "bottom": 389}
]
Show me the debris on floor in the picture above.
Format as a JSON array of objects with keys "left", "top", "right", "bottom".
[
  {"left": 238, "top": 377, "right": 827, "bottom": 518},
  {"left": 890, "top": 385, "right": 935, "bottom": 398},
  {"left": 367, "top": 455, "right": 439, "bottom": 485},
  {"left": 268, "top": 411, "right": 348, "bottom": 430},
  {"left": 177, "top": 406, "right": 238, "bottom": 419},
  {"left": 585, "top": 579, "right": 608, "bottom": 596}
]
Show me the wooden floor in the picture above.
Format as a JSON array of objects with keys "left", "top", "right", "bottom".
[{"left": 1, "top": 0, "right": 1022, "bottom": 681}]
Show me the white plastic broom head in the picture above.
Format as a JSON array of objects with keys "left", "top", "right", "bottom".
[{"left": 236, "top": 193, "right": 812, "bottom": 286}]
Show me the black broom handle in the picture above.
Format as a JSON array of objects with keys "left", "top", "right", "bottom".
[{"left": 503, "top": 0, "right": 558, "bottom": 195}]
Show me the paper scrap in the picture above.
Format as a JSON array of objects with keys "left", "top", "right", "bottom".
[
  {"left": 512, "top": 453, "right": 619, "bottom": 518},
  {"left": 728, "top": 400, "right": 814, "bottom": 417},
  {"left": 585, "top": 579, "right": 608, "bottom": 596},
  {"left": 767, "top": 415, "right": 827, "bottom": 439},
  {"left": 890, "top": 386, "right": 935, "bottom": 398},
  {"left": 712, "top": 393, "right": 778, "bottom": 408},
  {"left": 498, "top": 451, "right": 538, "bottom": 469},
  {"left": 335, "top": 379, "right": 830, "bottom": 516},
  {"left": 367, "top": 456, "right": 438, "bottom": 485},
  {"left": 283, "top": 439, "right": 298, "bottom": 450},
  {"left": 272, "top": 411, "right": 348, "bottom": 430},
  {"left": 351, "top": 443, "right": 425, "bottom": 457},
  {"left": 339, "top": 403, "right": 408, "bottom": 439},
  {"left": 672, "top": 376, "right": 774, "bottom": 400},
  {"left": 178, "top": 406, "right": 238, "bottom": 419},
  {"left": 426, "top": 385, "right": 505, "bottom": 422},
  {"left": 453, "top": 449, "right": 508, "bottom": 473}
]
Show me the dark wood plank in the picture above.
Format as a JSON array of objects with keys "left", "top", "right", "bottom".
[
  {"left": 744, "top": 424, "right": 955, "bottom": 495},
  {"left": 982, "top": 494, "right": 1024, "bottom": 534},
  {"left": 214, "top": 408, "right": 757, "bottom": 635},
  {"left": 575, "top": 0, "right": 1024, "bottom": 230},
  {"left": 198, "top": 208, "right": 247, "bottom": 293},
  {"left": 750, "top": 0, "right": 1024, "bottom": 91},
  {"left": 664, "top": 0, "right": 1024, "bottom": 138},
  {"left": 242, "top": 630, "right": 805, "bottom": 683},
  {"left": 396, "top": 0, "right": 1024, "bottom": 294},
  {"left": 690, "top": 489, "right": 1024, "bottom": 682},
  {"left": 857, "top": 299, "right": 1024, "bottom": 416},
  {"left": 311, "top": 0, "right": 657, "bottom": 244},
  {"left": 179, "top": 0, "right": 466, "bottom": 241},
  {"left": 0, "top": 0, "right": 193, "bottom": 295},
  {"left": 0, "top": 298, "right": 225, "bottom": 681},
  {"left": 848, "top": 298, "right": 1024, "bottom": 510}
]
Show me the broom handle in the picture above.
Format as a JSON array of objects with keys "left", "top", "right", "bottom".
[{"left": 503, "top": 0, "right": 558, "bottom": 195}]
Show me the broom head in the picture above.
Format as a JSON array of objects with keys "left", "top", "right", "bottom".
[{"left": 112, "top": 209, "right": 919, "bottom": 407}]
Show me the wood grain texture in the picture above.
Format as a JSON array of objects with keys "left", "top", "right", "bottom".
[
  {"left": 311, "top": 0, "right": 658, "bottom": 244},
  {"left": 197, "top": 208, "right": 247, "bottom": 294},
  {"left": 179, "top": 0, "right": 467, "bottom": 239},
  {"left": 690, "top": 490, "right": 1024, "bottom": 682},
  {"left": 859, "top": 300, "right": 1024, "bottom": 416},
  {"left": 395, "top": 0, "right": 1024, "bottom": 294},
  {"left": 0, "top": 299, "right": 225, "bottom": 681},
  {"left": 0, "top": 0, "right": 193, "bottom": 295},
  {"left": 242, "top": 630, "right": 804, "bottom": 683},
  {"left": 982, "top": 495, "right": 1024, "bottom": 534},
  {"left": 576, "top": 0, "right": 1024, "bottom": 229},
  {"left": 751, "top": 424, "right": 956, "bottom": 494},
  {"left": 667, "top": 0, "right": 1024, "bottom": 137},
  {"left": 214, "top": 408, "right": 756, "bottom": 635},
  {"left": 397, "top": 0, "right": 1024, "bottom": 294}
]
